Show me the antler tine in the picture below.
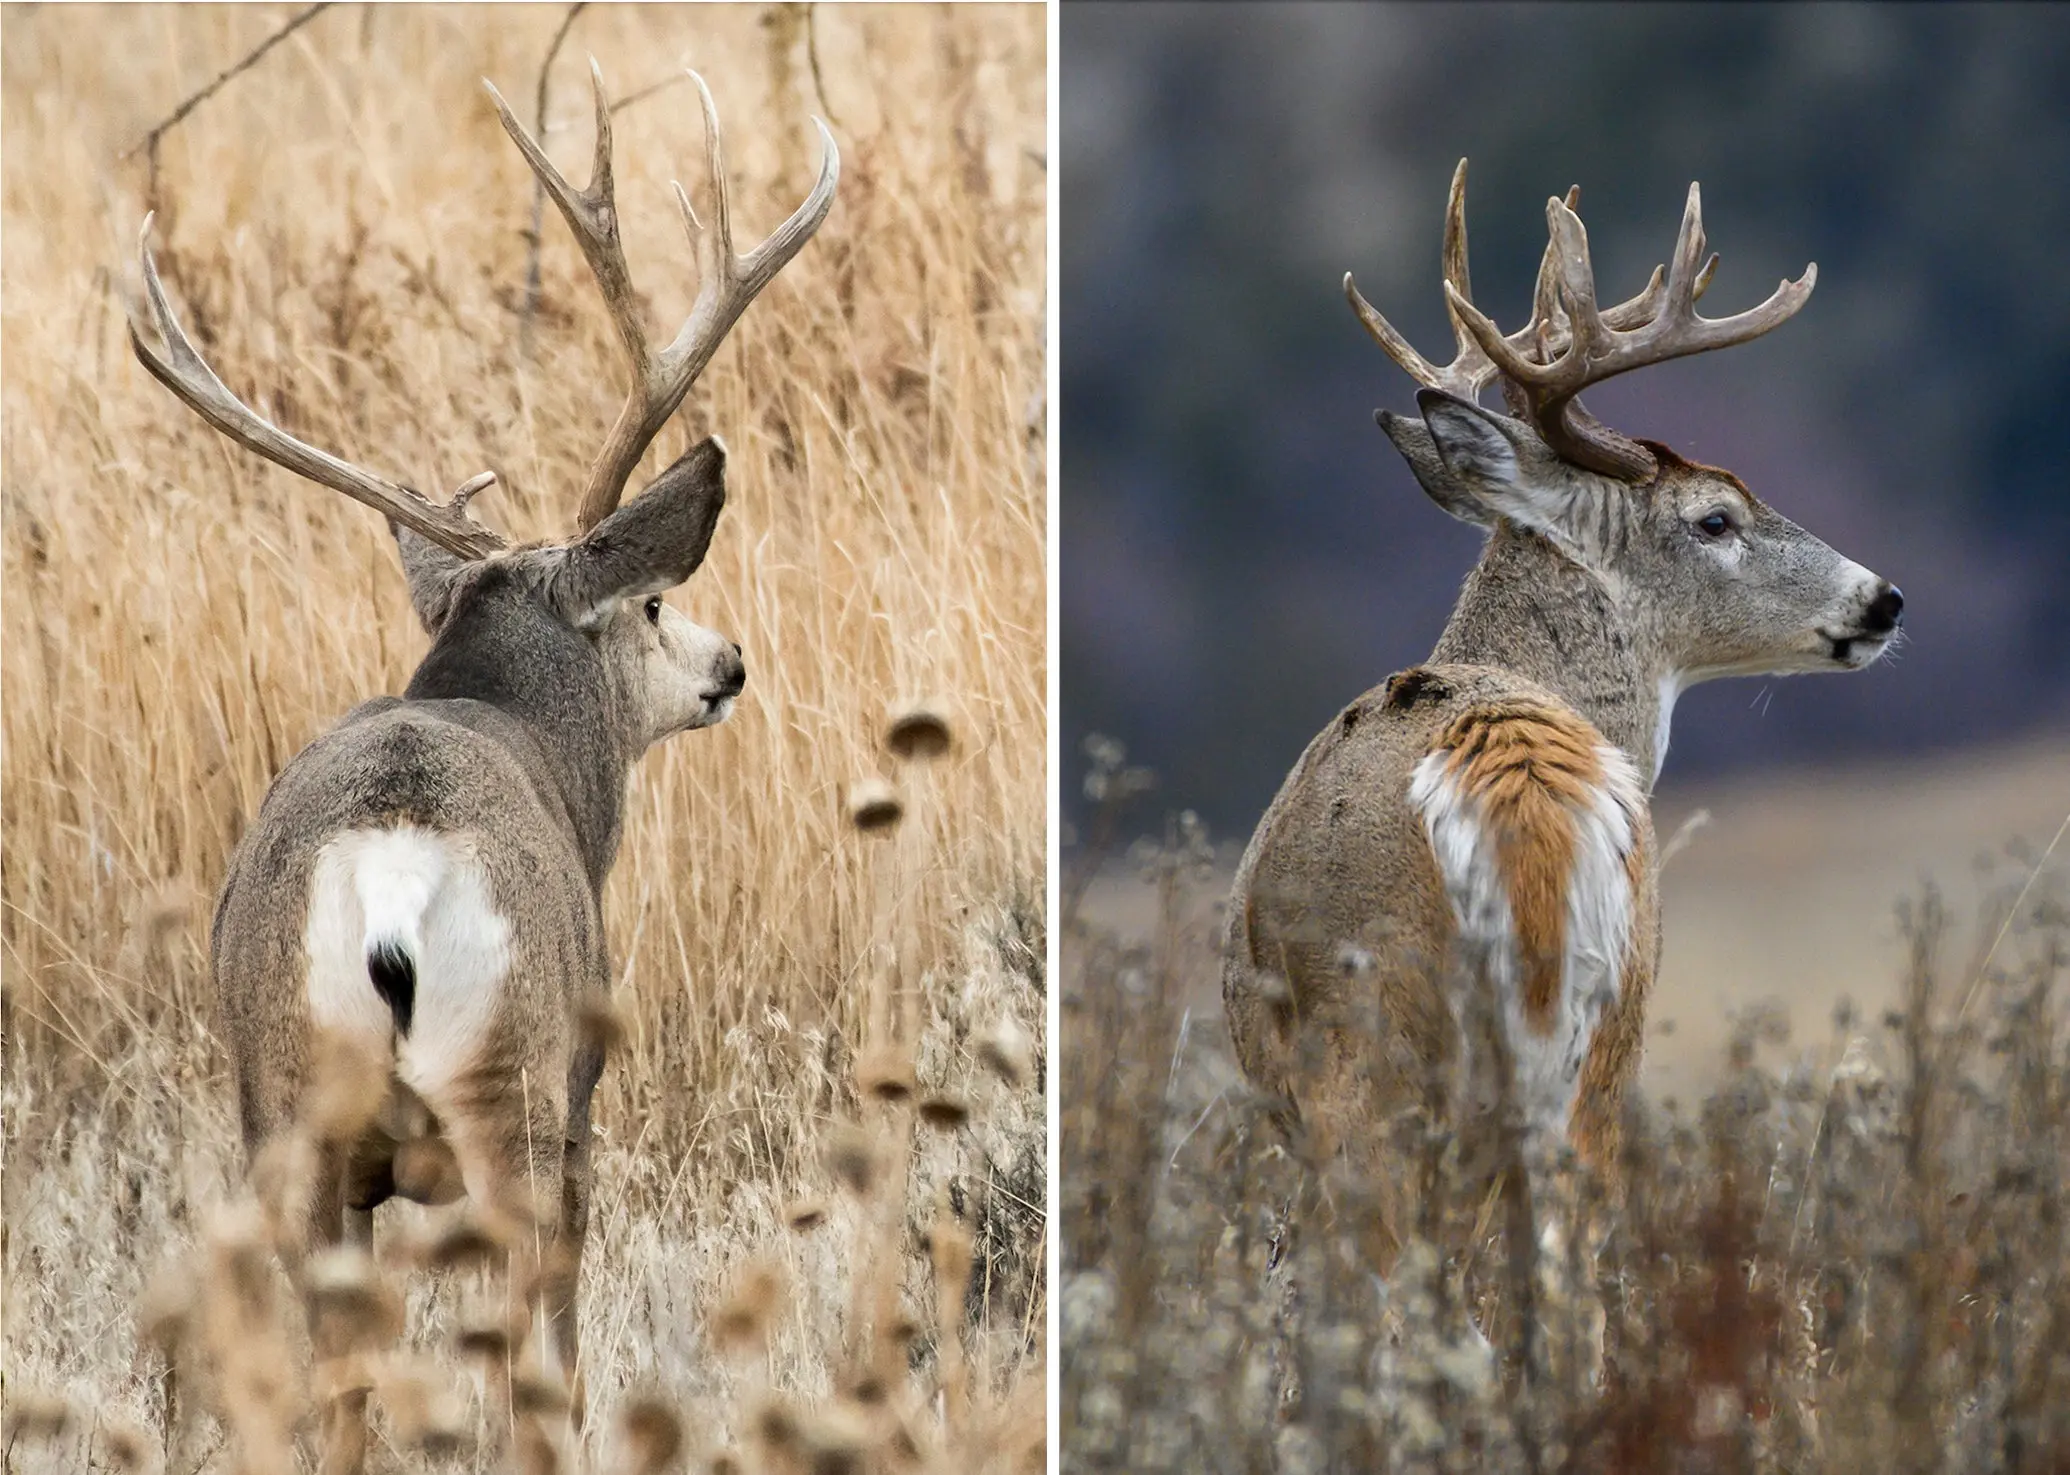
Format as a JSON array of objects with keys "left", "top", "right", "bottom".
[
  {"left": 1352, "top": 161, "right": 1616, "bottom": 405},
  {"left": 1451, "top": 181, "right": 1817, "bottom": 480},
  {"left": 1438, "top": 159, "right": 1481, "bottom": 370},
  {"left": 1347, "top": 160, "right": 1506, "bottom": 400},
  {"left": 488, "top": 62, "right": 838, "bottom": 533},
  {"left": 126, "top": 217, "right": 508, "bottom": 559}
]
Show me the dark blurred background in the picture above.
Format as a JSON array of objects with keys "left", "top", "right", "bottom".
[{"left": 1063, "top": 2, "right": 2070, "bottom": 838}]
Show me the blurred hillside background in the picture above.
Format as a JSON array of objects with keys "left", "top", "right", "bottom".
[
  {"left": 1063, "top": 2, "right": 2069, "bottom": 1061},
  {"left": 1064, "top": 2, "right": 2068, "bottom": 831}
]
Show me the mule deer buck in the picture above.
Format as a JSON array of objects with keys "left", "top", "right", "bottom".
[
  {"left": 128, "top": 64, "right": 835, "bottom": 1466},
  {"left": 1224, "top": 164, "right": 1901, "bottom": 1336}
]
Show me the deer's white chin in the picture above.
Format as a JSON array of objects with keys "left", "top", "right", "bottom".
[{"left": 1821, "top": 628, "right": 1896, "bottom": 670}]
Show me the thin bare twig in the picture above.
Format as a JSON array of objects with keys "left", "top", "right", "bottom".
[
  {"left": 806, "top": 3, "right": 843, "bottom": 133},
  {"left": 519, "top": 2, "right": 588, "bottom": 356},
  {"left": 607, "top": 71, "right": 693, "bottom": 117},
  {"left": 125, "top": 3, "right": 333, "bottom": 214}
]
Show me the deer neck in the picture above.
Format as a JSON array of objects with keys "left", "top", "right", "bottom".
[
  {"left": 1429, "top": 522, "right": 1669, "bottom": 789},
  {"left": 405, "top": 602, "right": 636, "bottom": 892}
]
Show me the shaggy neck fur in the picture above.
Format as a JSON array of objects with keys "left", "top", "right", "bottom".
[
  {"left": 404, "top": 569, "right": 637, "bottom": 890},
  {"left": 1430, "top": 522, "right": 1671, "bottom": 790}
]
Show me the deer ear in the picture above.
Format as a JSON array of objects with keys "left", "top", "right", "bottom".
[
  {"left": 1411, "top": 388, "right": 1579, "bottom": 539},
  {"left": 1377, "top": 408, "right": 1495, "bottom": 527},
  {"left": 392, "top": 521, "right": 471, "bottom": 634},
  {"left": 548, "top": 437, "right": 729, "bottom": 629}
]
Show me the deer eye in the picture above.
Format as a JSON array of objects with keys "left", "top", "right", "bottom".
[
  {"left": 643, "top": 596, "right": 663, "bottom": 625},
  {"left": 1695, "top": 510, "right": 1734, "bottom": 539}
]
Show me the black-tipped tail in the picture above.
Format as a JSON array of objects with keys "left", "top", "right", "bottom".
[{"left": 367, "top": 940, "right": 416, "bottom": 1036}]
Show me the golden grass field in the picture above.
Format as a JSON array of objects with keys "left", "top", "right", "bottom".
[{"left": 1, "top": 5, "right": 1045, "bottom": 1470}]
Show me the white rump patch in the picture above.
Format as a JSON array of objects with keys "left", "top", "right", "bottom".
[
  {"left": 304, "top": 825, "right": 510, "bottom": 1101},
  {"left": 1409, "top": 743, "right": 1644, "bottom": 1142}
]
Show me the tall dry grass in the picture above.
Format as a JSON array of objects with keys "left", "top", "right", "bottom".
[
  {"left": 1062, "top": 750, "right": 2070, "bottom": 1472},
  {"left": 1, "top": 5, "right": 1045, "bottom": 1469}
]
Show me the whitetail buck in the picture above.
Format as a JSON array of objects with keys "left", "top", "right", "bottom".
[
  {"left": 128, "top": 65, "right": 835, "bottom": 1469},
  {"left": 1224, "top": 164, "right": 1901, "bottom": 1310}
]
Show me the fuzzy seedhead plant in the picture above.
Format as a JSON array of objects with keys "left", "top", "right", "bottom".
[{"left": 11, "top": 705, "right": 1045, "bottom": 1475}]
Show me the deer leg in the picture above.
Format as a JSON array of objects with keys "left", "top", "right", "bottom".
[
  {"left": 434, "top": 1060, "right": 571, "bottom": 1465},
  {"left": 305, "top": 1159, "right": 372, "bottom": 1475},
  {"left": 551, "top": 1040, "right": 605, "bottom": 1426}
]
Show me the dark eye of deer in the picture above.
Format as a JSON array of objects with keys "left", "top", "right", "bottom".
[
  {"left": 1697, "top": 511, "right": 1732, "bottom": 538},
  {"left": 644, "top": 597, "right": 663, "bottom": 625}
]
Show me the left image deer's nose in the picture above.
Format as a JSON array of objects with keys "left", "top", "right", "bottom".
[
  {"left": 1864, "top": 582, "right": 1905, "bottom": 634},
  {"left": 717, "top": 650, "right": 747, "bottom": 697}
]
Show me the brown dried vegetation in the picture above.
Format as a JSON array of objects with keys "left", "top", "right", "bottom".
[
  {"left": 2, "top": 6, "right": 1044, "bottom": 1471},
  {"left": 1063, "top": 741, "right": 2070, "bottom": 1473}
]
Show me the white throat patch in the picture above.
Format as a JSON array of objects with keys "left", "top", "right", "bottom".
[{"left": 1653, "top": 672, "right": 1684, "bottom": 786}]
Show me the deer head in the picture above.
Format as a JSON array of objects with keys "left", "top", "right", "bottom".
[
  {"left": 1349, "top": 163, "right": 1902, "bottom": 709},
  {"left": 126, "top": 63, "right": 838, "bottom": 762}
]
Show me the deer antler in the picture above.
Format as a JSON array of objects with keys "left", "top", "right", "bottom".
[
  {"left": 487, "top": 60, "right": 838, "bottom": 532},
  {"left": 126, "top": 217, "right": 509, "bottom": 560},
  {"left": 1452, "top": 183, "right": 1814, "bottom": 480},
  {"left": 1348, "top": 162, "right": 1813, "bottom": 482}
]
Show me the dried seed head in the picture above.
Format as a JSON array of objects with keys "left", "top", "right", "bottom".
[
  {"left": 415, "top": 1211, "right": 508, "bottom": 1272},
  {"left": 917, "top": 1095, "right": 970, "bottom": 1131},
  {"left": 311, "top": 1353, "right": 379, "bottom": 1402},
  {"left": 204, "top": 1201, "right": 278, "bottom": 1313},
  {"left": 511, "top": 1362, "right": 572, "bottom": 1417},
  {"left": 101, "top": 1420, "right": 161, "bottom": 1475},
  {"left": 847, "top": 1374, "right": 889, "bottom": 1407},
  {"left": 856, "top": 1045, "right": 916, "bottom": 1104},
  {"left": 138, "top": 1262, "right": 197, "bottom": 1352},
  {"left": 826, "top": 1126, "right": 877, "bottom": 1195},
  {"left": 785, "top": 1198, "right": 829, "bottom": 1232},
  {"left": 391, "top": 1136, "right": 466, "bottom": 1206},
  {"left": 5, "top": 1392, "right": 71, "bottom": 1444},
  {"left": 248, "top": 1135, "right": 319, "bottom": 1255},
  {"left": 618, "top": 1395, "right": 685, "bottom": 1475},
  {"left": 373, "top": 1356, "right": 471, "bottom": 1454},
  {"left": 302, "top": 1030, "right": 389, "bottom": 1146},
  {"left": 307, "top": 1246, "right": 404, "bottom": 1347},
  {"left": 751, "top": 1395, "right": 801, "bottom": 1452},
  {"left": 800, "top": 1401, "right": 873, "bottom": 1460},
  {"left": 847, "top": 777, "right": 903, "bottom": 834},
  {"left": 712, "top": 1258, "right": 787, "bottom": 1356},
  {"left": 976, "top": 1017, "right": 1033, "bottom": 1089},
  {"left": 454, "top": 1313, "right": 519, "bottom": 1362},
  {"left": 884, "top": 702, "right": 952, "bottom": 762},
  {"left": 576, "top": 996, "right": 628, "bottom": 1059}
]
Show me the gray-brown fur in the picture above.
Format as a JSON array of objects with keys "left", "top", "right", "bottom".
[
  {"left": 1229, "top": 180, "right": 1902, "bottom": 1289},
  {"left": 211, "top": 441, "right": 740, "bottom": 1443}
]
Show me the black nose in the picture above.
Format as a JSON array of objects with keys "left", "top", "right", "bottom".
[
  {"left": 1863, "top": 582, "right": 1905, "bottom": 635},
  {"left": 716, "top": 649, "right": 746, "bottom": 698}
]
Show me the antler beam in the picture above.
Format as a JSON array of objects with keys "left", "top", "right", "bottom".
[
  {"left": 1347, "top": 162, "right": 1814, "bottom": 481},
  {"left": 126, "top": 218, "right": 509, "bottom": 559},
  {"left": 1449, "top": 183, "right": 1814, "bottom": 479},
  {"left": 487, "top": 60, "right": 839, "bottom": 532}
]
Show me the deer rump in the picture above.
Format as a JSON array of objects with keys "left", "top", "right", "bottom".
[
  {"left": 1224, "top": 662, "right": 1659, "bottom": 1172},
  {"left": 213, "top": 699, "right": 604, "bottom": 1210}
]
